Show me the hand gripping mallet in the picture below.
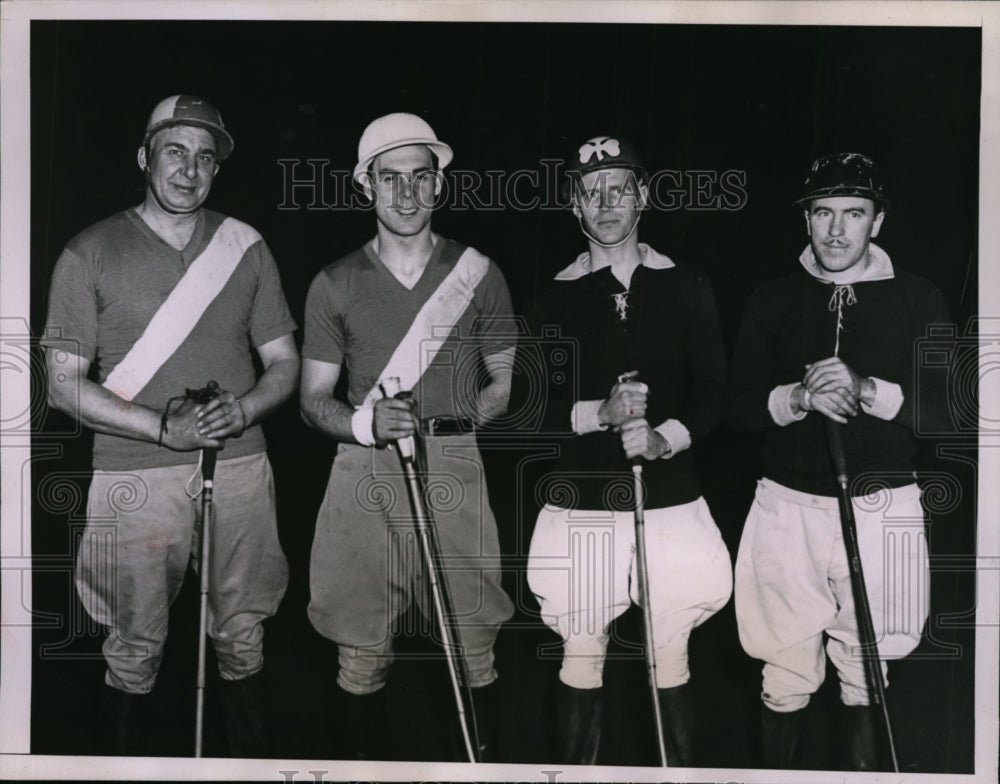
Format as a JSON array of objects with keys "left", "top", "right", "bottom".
[
  {"left": 820, "top": 285, "right": 900, "bottom": 771},
  {"left": 619, "top": 370, "right": 669, "bottom": 767},
  {"left": 824, "top": 419, "right": 899, "bottom": 772},
  {"left": 379, "top": 378, "right": 481, "bottom": 762},
  {"left": 191, "top": 380, "right": 220, "bottom": 758}
]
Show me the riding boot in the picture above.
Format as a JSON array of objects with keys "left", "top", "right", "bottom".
[
  {"left": 470, "top": 682, "right": 499, "bottom": 762},
  {"left": 447, "top": 681, "right": 497, "bottom": 762},
  {"left": 344, "top": 688, "right": 388, "bottom": 760},
  {"left": 219, "top": 671, "right": 269, "bottom": 758},
  {"left": 554, "top": 683, "right": 602, "bottom": 765},
  {"left": 840, "top": 704, "right": 882, "bottom": 771},
  {"left": 99, "top": 683, "right": 148, "bottom": 756},
  {"left": 657, "top": 683, "right": 696, "bottom": 767},
  {"left": 761, "top": 704, "right": 806, "bottom": 769}
]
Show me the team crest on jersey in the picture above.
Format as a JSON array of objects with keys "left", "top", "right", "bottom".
[
  {"left": 579, "top": 137, "right": 621, "bottom": 164},
  {"left": 612, "top": 291, "right": 630, "bottom": 321}
]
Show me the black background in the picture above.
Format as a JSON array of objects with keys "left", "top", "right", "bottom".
[{"left": 28, "top": 19, "right": 981, "bottom": 773}]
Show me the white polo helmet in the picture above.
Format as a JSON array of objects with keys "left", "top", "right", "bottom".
[{"left": 353, "top": 113, "right": 453, "bottom": 181}]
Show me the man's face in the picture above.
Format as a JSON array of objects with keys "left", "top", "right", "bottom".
[
  {"left": 139, "top": 125, "right": 219, "bottom": 214},
  {"left": 573, "top": 167, "right": 646, "bottom": 245},
  {"left": 805, "top": 196, "right": 885, "bottom": 275},
  {"left": 368, "top": 144, "right": 439, "bottom": 237}
]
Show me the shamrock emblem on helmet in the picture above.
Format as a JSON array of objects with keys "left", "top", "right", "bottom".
[{"left": 578, "top": 137, "right": 621, "bottom": 164}]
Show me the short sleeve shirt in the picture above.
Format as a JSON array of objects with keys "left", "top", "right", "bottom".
[
  {"left": 42, "top": 208, "right": 297, "bottom": 470},
  {"left": 302, "top": 236, "right": 513, "bottom": 419}
]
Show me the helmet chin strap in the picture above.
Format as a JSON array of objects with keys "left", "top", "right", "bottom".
[{"left": 576, "top": 211, "right": 641, "bottom": 249}]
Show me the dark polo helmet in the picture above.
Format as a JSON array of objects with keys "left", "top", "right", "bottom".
[
  {"left": 794, "top": 152, "right": 889, "bottom": 211},
  {"left": 566, "top": 135, "right": 646, "bottom": 180},
  {"left": 142, "top": 95, "right": 234, "bottom": 161},
  {"left": 564, "top": 135, "right": 647, "bottom": 202}
]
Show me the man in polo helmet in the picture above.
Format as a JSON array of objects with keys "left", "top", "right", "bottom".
[
  {"left": 301, "top": 113, "right": 515, "bottom": 761},
  {"left": 43, "top": 94, "right": 299, "bottom": 756},
  {"left": 726, "top": 153, "right": 951, "bottom": 769},
  {"left": 526, "top": 135, "right": 732, "bottom": 765}
]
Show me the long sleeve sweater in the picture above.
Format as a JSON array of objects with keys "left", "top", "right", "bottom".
[
  {"left": 532, "top": 246, "right": 727, "bottom": 510},
  {"left": 725, "top": 249, "right": 952, "bottom": 496}
]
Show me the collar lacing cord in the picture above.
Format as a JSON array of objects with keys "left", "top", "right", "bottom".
[
  {"left": 828, "top": 284, "right": 857, "bottom": 357},
  {"left": 185, "top": 450, "right": 205, "bottom": 500},
  {"left": 612, "top": 291, "right": 630, "bottom": 321}
]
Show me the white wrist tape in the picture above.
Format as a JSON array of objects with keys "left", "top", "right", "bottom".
[{"left": 351, "top": 407, "right": 376, "bottom": 446}]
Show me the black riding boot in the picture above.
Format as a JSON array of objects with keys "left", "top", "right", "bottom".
[
  {"left": 448, "top": 681, "right": 499, "bottom": 762},
  {"left": 219, "top": 671, "right": 269, "bottom": 758},
  {"left": 99, "top": 684, "right": 148, "bottom": 756},
  {"left": 841, "top": 704, "right": 882, "bottom": 771},
  {"left": 344, "top": 688, "right": 388, "bottom": 760},
  {"left": 554, "top": 683, "right": 602, "bottom": 764},
  {"left": 761, "top": 704, "right": 806, "bottom": 769},
  {"left": 470, "top": 682, "right": 499, "bottom": 762},
  {"left": 657, "top": 683, "right": 696, "bottom": 767}
]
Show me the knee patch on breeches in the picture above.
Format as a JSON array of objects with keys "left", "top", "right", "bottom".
[
  {"left": 102, "top": 630, "right": 163, "bottom": 695},
  {"left": 337, "top": 639, "right": 497, "bottom": 693},
  {"left": 337, "top": 643, "right": 395, "bottom": 695},
  {"left": 653, "top": 635, "right": 691, "bottom": 689},
  {"left": 761, "top": 662, "right": 820, "bottom": 712},
  {"left": 827, "top": 641, "right": 889, "bottom": 707},
  {"left": 212, "top": 638, "right": 264, "bottom": 682},
  {"left": 463, "top": 642, "right": 498, "bottom": 689},
  {"left": 559, "top": 634, "right": 610, "bottom": 690}
]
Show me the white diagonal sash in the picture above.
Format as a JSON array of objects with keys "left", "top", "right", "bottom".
[
  {"left": 362, "top": 246, "right": 490, "bottom": 407},
  {"left": 102, "top": 217, "right": 261, "bottom": 401}
]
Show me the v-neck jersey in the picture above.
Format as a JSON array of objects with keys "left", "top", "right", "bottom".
[
  {"left": 362, "top": 235, "right": 446, "bottom": 296},
  {"left": 302, "top": 236, "right": 515, "bottom": 415},
  {"left": 126, "top": 207, "right": 207, "bottom": 270},
  {"left": 41, "top": 207, "right": 297, "bottom": 470}
]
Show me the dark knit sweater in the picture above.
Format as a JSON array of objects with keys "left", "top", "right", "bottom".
[
  {"left": 534, "top": 257, "right": 727, "bottom": 510},
  {"left": 725, "top": 268, "right": 951, "bottom": 496}
]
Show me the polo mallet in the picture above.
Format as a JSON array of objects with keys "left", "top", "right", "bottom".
[
  {"left": 824, "top": 420, "right": 899, "bottom": 772},
  {"left": 379, "top": 378, "right": 481, "bottom": 762},
  {"left": 821, "top": 285, "right": 899, "bottom": 771},
  {"left": 187, "top": 380, "right": 220, "bottom": 758},
  {"left": 619, "top": 370, "right": 668, "bottom": 767}
]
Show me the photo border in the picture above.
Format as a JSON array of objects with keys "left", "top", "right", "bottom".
[{"left": 2, "top": 2, "right": 997, "bottom": 782}]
